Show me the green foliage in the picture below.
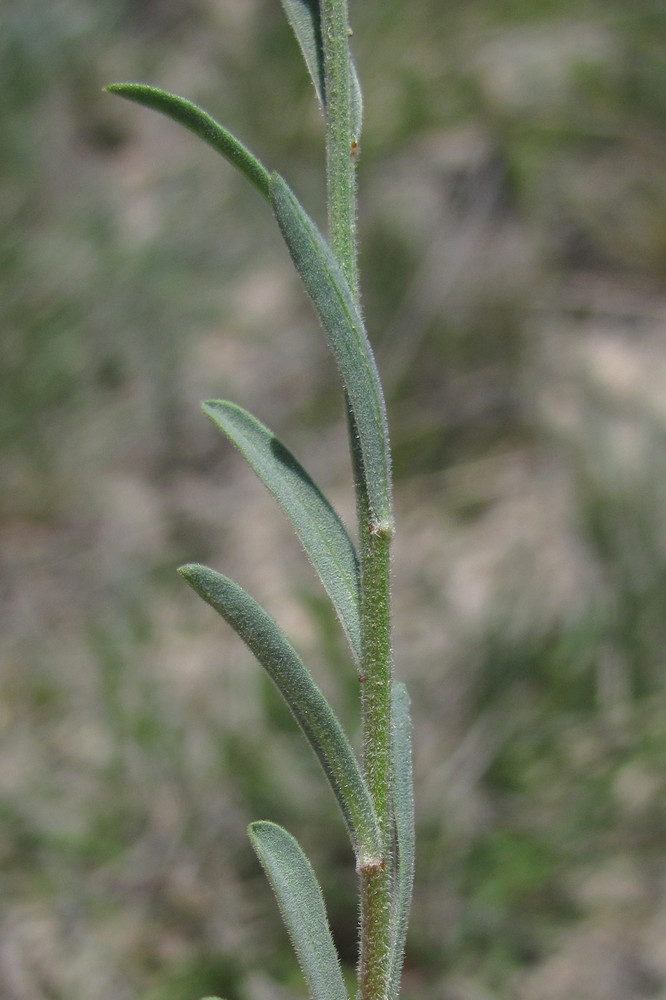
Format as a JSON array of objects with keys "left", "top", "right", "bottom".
[
  {"left": 201, "top": 400, "right": 362, "bottom": 660},
  {"left": 178, "top": 562, "right": 381, "bottom": 861},
  {"left": 280, "top": 0, "right": 327, "bottom": 108},
  {"left": 248, "top": 821, "right": 348, "bottom": 1000},
  {"left": 103, "top": 85, "right": 272, "bottom": 201},
  {"left": 108, "top": 5, "right": 412, "bottom": 1000},
  {"left": 388, "top": 684, "right": 415, "bottom": 1000},
  {"left": 5, "top": 2, "right": 664, "bottom": 997},
  {"left": 269, "top": 173, "right": 392, "bottom": 526}
]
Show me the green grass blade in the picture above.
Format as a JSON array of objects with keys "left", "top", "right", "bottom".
[
  {"left": 178, "top": 563, "right": 381, "bottom": 863},
  {"left": 202, "top": 400, "right": 361, "bottom": 662},
  {"left": 248, "top": 821, "right": 348, "bottom": 1000},
  {"left": 269, "top": 172, "right": 392, "bottom": 527},
  {"left": 104, "top": 84, "right": 270, "bottom": 200},
  {"left": 387, "top": 683, "right": 415, "bottom": 1000},
  {"left": 279, "top": 0, "right": 326, "bottom": 109}
]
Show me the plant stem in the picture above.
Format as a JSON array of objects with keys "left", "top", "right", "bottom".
[
  {"left": 320, "top": 3, "right": 393, "bottom": 999},
  {"left": 357, "top": 523, "right": 392, "bottom": 1000},
  {"left": 320, "top": 0, "right": 359, "bottom": 303}
]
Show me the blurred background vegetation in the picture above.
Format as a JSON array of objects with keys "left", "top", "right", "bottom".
[{"left": 2, "top": 0, "right": 666, "bottom": 997}]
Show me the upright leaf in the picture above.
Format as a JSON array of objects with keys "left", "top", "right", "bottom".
[
  {"left": 387, "top": 683, "right": 415, "bottom": 1000},
  {"left": 280, "top": 0, "right": 326, "bottom": 108},
  {"left": 249, "top": 822, "right": 348, "bottom": 1000},
  {"left": 178, "top": 563, "right": 381, "bottom": 864},
  {"left": 279, "top": 0, "right": 361, "bottom": 140},
  {"left": 349, "top": 59, "right": 363, "bottom": 146},
  {"left": 202, "top": 400, "right": 361, "bottom": 661},
  {"left": 105, "top": 84, "right": 271, "bottom": 200},
  {"left": 269, "top": 173, "right": 392, "bottom": 527}
]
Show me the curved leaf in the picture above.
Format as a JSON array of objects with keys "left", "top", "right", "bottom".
[
  {"left": 269, "top": 173, "right": 392, "bottom": 526},
  {"left": 387, "top": 683, "right": 415, "bottom": 1000},
  {"left": 249, "top": 822, "right": 348, "bottom": 1000},
  {"left": 280, "top": 0, "right": 326, "bottom": 108},
  {"left": 104, "top": 84, "right": 271, "bottom": 200},
  {"left": 202, "top": 400, "right": 361, "bottom": 662},
  {"left": 178, "top": 563, "right": 381, "bottom": 863}
]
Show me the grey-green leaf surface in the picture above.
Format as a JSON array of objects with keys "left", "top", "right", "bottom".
[
  {"left": 280, "top": 0, "right": 325, "bottom": 109},
  {"left": 269, "top": 173, "right": 391, "bottom": 525},
  {"left": 349, "top": 58, "right": 363, "bottom": 145},
  {"left": 387, "top": 683, "right": 415, "bottom": 1000},
  {"left": 249, "top": 822, "right": 348, "bottom": 1000},
  {"left": 105, "top": 84, "right": 270, "bottom": 200},
  {"left": 276, "top": 3, "right": 362, "bottom": 144},
  {"left": 178, "top": 563, "right": 381, "bottom": 863},
  {"left": 202, "top": 400, "right": 361, "bottom": 662}
]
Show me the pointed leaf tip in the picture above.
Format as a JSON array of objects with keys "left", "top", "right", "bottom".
[
  {"left": 178, "top": 562, "right": 381, "bottom": 861},
  {"left": 201, "top": 400, "right": 361, "bottom": 661},
  {"left": 279, "top": 0, "right": 326, "bottom": 109},
  {"left": 105, "top": 83, "right": 271, "bottom": 199}
]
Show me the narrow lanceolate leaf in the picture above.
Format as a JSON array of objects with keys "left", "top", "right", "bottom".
[
  {"left": 249, "top": 822, "right": 348, "bottom": 1000},
  {"left": 280, "top": 0, "right": 326, "bottom": 109},
  {"left": 104, "top": 84, "right": 270, "bottom": 200},
  {"left": 202, "top": 400, "right": 361, "bottom": 662},
  {"left": 270, "top": 173, "right": 392, "bottom": 526},
  {"left": 178, "top": 563, "right": 381, "bottom": 863},
  {"left": 387, "top": 683, "right": 415, "bottom": 1000}
]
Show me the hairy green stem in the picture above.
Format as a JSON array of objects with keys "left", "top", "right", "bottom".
[
  {"left": 359, "top": 861, "right": 391, "bottom": 1000},
  {"left": 360, "top": 528, "right": 393, "bottom": 833},
  {"left": 320, "top": 3, "right": 393, "bottom": 999},
  {"left": 321, "top": 0, "right": 359, "bottom": 302},
  {"left": 358, "top": 526, "right": 393, "bottom": 1000},
  {"left": 106, "top": 6, "right": 409, "bottom": 997}
]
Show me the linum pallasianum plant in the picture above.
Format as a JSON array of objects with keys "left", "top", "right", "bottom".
[{"left": 106, "top": 3, "right": 414, "bottom": 1000}]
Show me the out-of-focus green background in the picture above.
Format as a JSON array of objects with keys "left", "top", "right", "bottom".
[{"left": 2, "top": 0, "right": 666, "bottom": 997}]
